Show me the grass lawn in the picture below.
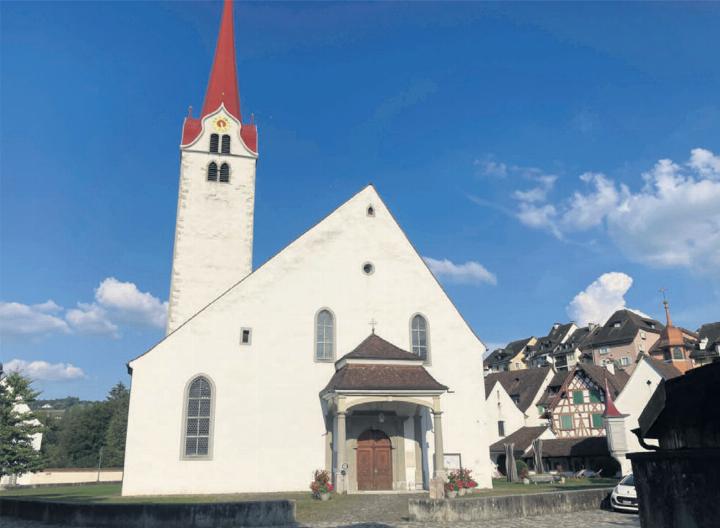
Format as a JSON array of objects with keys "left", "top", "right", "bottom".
[{"left": 0, "top": 478, "right": 618, "bottom": 523}]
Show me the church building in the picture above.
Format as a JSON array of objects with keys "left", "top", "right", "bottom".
[{"left": 122, "top": 0, "right": 492, "bottom": 496}]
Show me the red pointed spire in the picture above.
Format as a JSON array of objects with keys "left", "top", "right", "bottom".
[
  {"left": 603, "top": 378, "right": 622, "bottom": 418},
  {"left": 202, "top": 0, "right": 241, "bottom": 120}
]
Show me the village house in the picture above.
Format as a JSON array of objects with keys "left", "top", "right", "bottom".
[
  {"left": 581, "top": 309, "right": 664, "bottom": 368},
  {"left": 604, "top": 355, "right": 682, "bottom": 475},
  {"left": 525, "top": 323, "right": 577, "bottom": 368},
  {"left": 483, "top": 337, "right": 536, "bottom": 373},
  {"left": 692, "top": 322, "right": 720, "bottom": 366}
]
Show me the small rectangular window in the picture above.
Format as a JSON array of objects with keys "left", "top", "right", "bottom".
[
  {"left": 573, "top": 390, "right": 585, "bottom": 404},
  {"left": 673, "top": 347, "right": 684, "bottom": 360},
  {"left": 240, "top": 328, "right": 251, "bottom": 345},
  {"left": 498, "top": 420, "right": 505, "bottom": 437},
  {"left": 592, "top": 413, "right": 604, "bottom": 428},
  {"left": 560, "top": 415, "right": 573, "bottom": 430},
  {"left": 589, "top": 389, "right": 602, "bottom": 403}
]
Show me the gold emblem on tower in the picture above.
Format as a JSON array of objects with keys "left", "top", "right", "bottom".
[{"left": 212, "top": 114, "right": 230, "bottom": 132}]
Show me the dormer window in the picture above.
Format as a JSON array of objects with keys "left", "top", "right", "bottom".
[
  {"left": 210, "top": 134, "right": 219, "bottom": 153},
  {"left": 221, "top": 135, "right": 231, "bottom": 154},
  {"left": 612, "top": 321, "right": 621, "bottom": 328}
]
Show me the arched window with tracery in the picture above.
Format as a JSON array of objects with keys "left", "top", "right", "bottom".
[
  {"left": 184, "top": 376, "right": 212, "bottom": 457},
  {"left": 315, "top": 309, "right": 335, "bottom": 361},
  {"left": 411, "top": 314, "right": 429, "bottom": 361}
]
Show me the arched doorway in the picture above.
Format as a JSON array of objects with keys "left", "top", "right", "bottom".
[{"left": 356, "top": 429, "right": 392, "bottom": 491}]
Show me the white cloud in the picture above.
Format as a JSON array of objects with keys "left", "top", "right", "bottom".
[
  {"left": 567, "top": 272, "right": 635, "bottom": 326},
  {"left": 0, "top": 301, "right": 70, "bottom": 336},
  {"left": 95, "top": 277, "right": 167, "bottom": 328},
  {"left": 4, "top": 359, "right": 85, "bottom": 381},
  {"left": 510, "top": 148, "right": 720, "bottom": 276},
  {"left": 513, "top": 174, "right": 557, "bottom": 203},
  {"left": 424, "top": 257, "right": 497, "bottom": 286},
  {"left": 65, "top": 303, "right": 119, "bottom": 337},
  {"left": 475, "top": 158, "right": 508, "bottom": 178}
]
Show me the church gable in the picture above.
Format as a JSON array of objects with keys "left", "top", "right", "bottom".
[{"left": 131, "top": 184, "right": 484, "bottom": 370}]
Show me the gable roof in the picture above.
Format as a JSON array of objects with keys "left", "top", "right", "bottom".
[
  {"left": 340, "top": 334, "right": 420, "bottom": 362},
  {"left": 527, "top": 436, "right": 610, "bottom": 458},
  {"left": 128, "top": 184, "right": 485, "bottom": 370},
  {"left": 484, "top": 337, "right": 534, "bottom": 367},
  {"left": 527, "top": 323, "right": 576, "bottom": 360},
  {"left": 489, "top": 426, "right": 549, "bottom": 454},
  {"left": 644, "top": 356, "right": 683, "bottom": 380},
  {"left": 543, "top": 363, "right": 629, "bottom": 411},
  {"left": 582, "top": 309, "right": 664, "bottom": 349},
  {"left": 484, "top": 367, "right": 552, "bottom": 412},
  {"left": 552, "top": 326, "right": 592, "bottom": 356}
]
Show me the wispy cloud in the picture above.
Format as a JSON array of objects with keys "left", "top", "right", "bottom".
[{"left": 424, "top": 257, "right": 497, "bottom": 286}]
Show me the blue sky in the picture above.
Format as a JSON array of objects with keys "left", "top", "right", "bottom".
[{"left": 2, "top": 1, "right": 719, "bottom": 400}]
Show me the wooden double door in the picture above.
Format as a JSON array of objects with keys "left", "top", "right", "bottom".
[{"left": 356, "top": 429, "right": 393, "bottom": 491}]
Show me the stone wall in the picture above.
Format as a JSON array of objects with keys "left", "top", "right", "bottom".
[
  {"left": 629, "top": 449, "right": 720, "bottom": 528},
  {"left": 408, "top": 488, "right": 612, "bottom": 522},
  {"left": 0, "top": 498, "right": 295, "bottom": 528}
]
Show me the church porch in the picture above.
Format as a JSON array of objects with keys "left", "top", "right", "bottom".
[{"left": 319, "top": 334, "right": 450, "bottom": 494}]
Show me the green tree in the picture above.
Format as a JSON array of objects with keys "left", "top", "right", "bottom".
[
  {"left": 103, "top": 382, "right": 129, "bottom": 467},
  {"left": 0, "top": 371, "right": 45, "bottom": 479}
]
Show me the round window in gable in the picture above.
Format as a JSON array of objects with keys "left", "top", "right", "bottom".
[
  {"left": 366, "top": 205, "right": 375, "bottom": 217},
  {"left": 362, "top": 262, "right": 375, "bottom": 275}
]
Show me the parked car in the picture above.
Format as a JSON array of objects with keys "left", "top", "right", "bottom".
[{"left": 611, "top": 474, "right": 638, "bottom": 513}]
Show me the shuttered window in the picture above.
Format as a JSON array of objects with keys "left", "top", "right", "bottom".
[
  {"left": 207, "top": 162, "right": 218, "bottom": 181},
  {"left": 184, "top": 377, "right": 212, "bottom": 457},
  {"left": 221, "top": 134, "right": 231, "bottom": 154},
  {"left": 219, "top": 163, "right": 230, "bottom": 183},
  {"left": 209, "top": 134, "right": 219, "bottom": 153},
  {"left": 592, "top": 413, "right": 604, "bottom": 428}
]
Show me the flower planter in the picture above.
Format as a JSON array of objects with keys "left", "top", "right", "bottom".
[
  {"left": 458, "top": 488, "right": 466, "bottom": 496},
  {"left": 447, "top": 490, "right": 458, "bottom": 499},
  {"left": 320, "top": 492, "right": 331, "bottom": 501}
]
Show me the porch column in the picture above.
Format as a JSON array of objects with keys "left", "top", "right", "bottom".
[
  {"left": 335, "top": 405, "right": 348, "bottom": 493},
  {"left": 432, "top": 397, "right": 445, "bottom": 478}
]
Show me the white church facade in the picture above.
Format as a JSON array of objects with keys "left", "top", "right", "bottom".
[{"left": 122, "top": 0, "right": 492, "bottom": 496}]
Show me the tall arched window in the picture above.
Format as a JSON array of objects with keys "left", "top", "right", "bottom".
[
  {"left": 315, "top": 309, "right": 335, "bottom": 361},
  {"left": 411, "top": 314, "right": 429, "bottom": 361},
  {"left": 207, "top": 162, "right": 218, "bottom": 181},
  {"left": 221, "top": 134, "right": 231, "bottom": 154},
  {"left": 209, "top": 134, "right": 219, "bottom": 153},
  {"left": 184, "top": 376, "right": 212, "bottom": 457},
  {"left": 219, "top": 163, "right": 230, "bottom": 183}
]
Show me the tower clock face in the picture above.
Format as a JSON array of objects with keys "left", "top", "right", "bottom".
[{"left": 212, "top": 115, "right": 230, "bottom": 132}]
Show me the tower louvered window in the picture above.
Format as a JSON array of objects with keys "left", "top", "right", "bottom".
[
  {"left": 207, "top": 162, "right": 218, "bottom": 181},
  {"left": 221, "top": 134, "right": 231, "bottom": 154},
  {"left": 219, "top": 163, "right": 230, "bottom": 183},
  {"left": 184, "top": 376, "right": 212, "bottom": 457},
  {"left": 209, "top": 134, "right": 219, "bottom": 153}
]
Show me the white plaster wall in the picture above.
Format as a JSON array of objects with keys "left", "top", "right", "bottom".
[
  {"left": 123, "top": 186, "right": 491, "bottom": 496},
  {"left": 484, "top": 381, "right": 526, "bottom": 446},
  {"left": 614, "top": 358, "right": 663, "bottom": 456},
  {"left": 166, "top": 108, "right": 257, "bottom": 333},
  {"left": 525, "top": 369, "right": 554, "bottom": 427},
  {"left": 2, "top": 469, "right": 123, "bottom": 487}
]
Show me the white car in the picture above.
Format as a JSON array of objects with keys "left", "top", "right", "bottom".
[{"left": 611, "top": 474, "right": 638, "bottom": 513}]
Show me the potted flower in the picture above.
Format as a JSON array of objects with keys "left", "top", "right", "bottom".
[
  {"left": 310, "top": 469, "right": 334, "bottom": 501},
  {"left": 444, "top": 481, "right": 458, "bottom": 499}
]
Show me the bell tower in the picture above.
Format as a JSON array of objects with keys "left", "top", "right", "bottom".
[{"left": 166, "top": 0, "right": 258, "bottom": 334}]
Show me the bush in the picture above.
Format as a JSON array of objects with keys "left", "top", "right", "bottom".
[{"left": 516, "top": 459, "right": 529, "bottom": 479}]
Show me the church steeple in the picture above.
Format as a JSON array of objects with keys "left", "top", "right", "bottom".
[
  {"left": 202, "top": 0, "right": 241, "bottom": 121},
  {"left": 181, "top": 0, "right": 257, "bottom": 151}
]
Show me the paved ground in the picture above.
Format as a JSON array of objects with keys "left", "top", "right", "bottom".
[{"left": 0, "top": 509, "right": 640, "bottom": 528}]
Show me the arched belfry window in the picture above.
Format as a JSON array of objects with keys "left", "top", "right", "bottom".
[
  {"left": 207, "top": 162, "right": 218, "bottom": 181},
  {"left": 221, "top": 134, "right": 231, "bottom": 154},
  {"left": 411, "top": 314, "right": 429, "bottom": 361},
  {"left": 209, "top": 134, "right": 219, "bottom": 153},
  {"left": 219, "top": 163, "right": 230, "bottom": 183},
  {"left": 184, "top": 376, "right": 212, "bottom": 458},
  {"left": 315, "top": 309, "right": 335, "bottom": 361}
]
